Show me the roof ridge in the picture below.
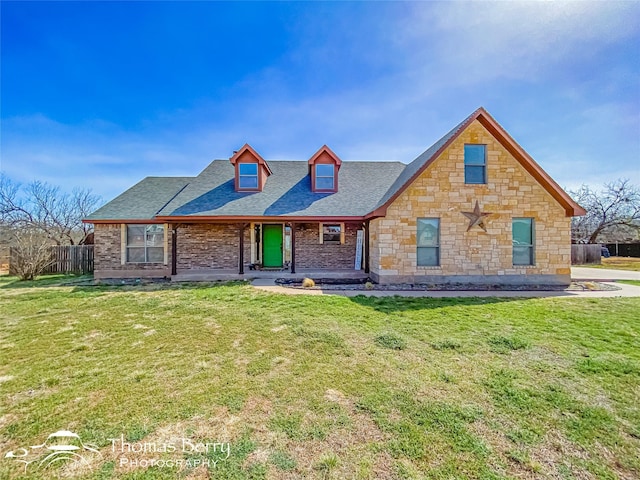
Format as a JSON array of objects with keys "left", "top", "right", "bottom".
[{"left": 368, "top": 107, "right": 585, "bottom": 218}]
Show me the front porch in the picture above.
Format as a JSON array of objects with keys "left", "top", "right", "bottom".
[
  {"left": 171, "top": 268, "right": 370, "bottom": 282},
  {"left": 171, "top": 221, "right": 370, "bottom": 277}
]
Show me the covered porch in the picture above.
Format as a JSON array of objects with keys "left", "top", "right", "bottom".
[{"left": 170, "top": 220, "right": 371, "bottom": 279}]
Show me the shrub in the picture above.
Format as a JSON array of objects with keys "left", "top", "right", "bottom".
[{"left": 9, "top": 228, "right": 55, "bottom": 280}]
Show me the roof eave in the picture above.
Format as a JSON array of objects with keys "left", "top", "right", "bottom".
[
  {"left": 83, "top": 218, "right": 167, "bottom": 224},
  {"left": 475, "top": 112, "right": 586, "bottom": 218},
  {"left": 368, "top": 107, "right": 586, "bottom": 218},
  {"left": 154, "top": 215, "right": 366, "bottom": 223}
]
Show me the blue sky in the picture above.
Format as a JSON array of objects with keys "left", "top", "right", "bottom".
[{"left": 1, "top": 1, "right": 639, "bottom": 202}]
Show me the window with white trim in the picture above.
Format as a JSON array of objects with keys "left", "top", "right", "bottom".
[
  {"left": 126, "top": 225, "right": 164, "bottom": 263},
  {"left": 417, "top": 218, "right": 440, "bottom": 266}
]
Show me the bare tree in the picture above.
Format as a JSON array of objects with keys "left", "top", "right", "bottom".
[
  {"left": 8, "top": 228, "right": 55, "bottom": 280},
  {"left": 571, "top": 179, "right": 640, "bottom": 244},
  {"left": 0, "top": 174, "right": 102, "bottom": 245}
]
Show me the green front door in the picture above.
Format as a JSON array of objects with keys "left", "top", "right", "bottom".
[{"left": 262, "top": 225, "right": 283, "bottom": 268}]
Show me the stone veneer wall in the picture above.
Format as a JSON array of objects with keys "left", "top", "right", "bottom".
[
  {"left": 294, "top": 223, "right": 359, "bottom": 269},
  {"left": 176, "top": 224, "right": 250, "bottom": 270},
  {"left": 369, "top": 119, "right": 571, "bottom": 285},
  {"left": 93, "top": 224, "right": 172, "bottom": 279}
]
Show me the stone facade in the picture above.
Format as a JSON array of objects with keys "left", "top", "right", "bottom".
[
  {"left": 93, "top": 119, "right": 573, "bottom": 283},
  {"left": 369, "top": 119, "right": 571, "bottom": 285}
]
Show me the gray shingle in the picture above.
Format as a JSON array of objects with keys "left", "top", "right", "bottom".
[
  {"left": 375, "top": 110, "right": 477, "bottom": 209},
  {"left": 156, "top": 161, "right": 406, "bottom": 217},
  {"left": 87, "top": 111, "right": 481, "bottom": 221},
  {"left": 86, "top": 177, "right": 193, "bottom": 220}
]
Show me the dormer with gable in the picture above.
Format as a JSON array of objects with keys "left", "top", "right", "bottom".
[
  {"left": 229, "top": 144, "right": 272, "bottom": 192},
  {"left": 88, "top": 107, "right": 584, "bottom": 286},
  {"left": 308, "top": 145, "right": 342, "bottom": 193}
]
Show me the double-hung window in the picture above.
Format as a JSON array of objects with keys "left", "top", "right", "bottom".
[
  {"left": 512, "top": 218, "right": 534, "bottom": 266},
  {"left": 417, "top": 218, "right": 440, "bottom": 266},
  {"left": 238, "top": 163, "right": 259, "bottom": 189},
  {"left": 315, "top": 164, "right": 335, "bottom": 190},
  {"left": 464, "top": 144, "right": 487, "bottom": 184},
  {"left": 126, "top": 225, "right": 164, "bottom": 263}
]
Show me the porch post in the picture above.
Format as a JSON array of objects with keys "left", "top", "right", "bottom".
[
  {"left": 290, "top": 223, "right": 296, "bottom": 274},
  {"left": 364, "top": 220, "right": 370, "bottom": 274},
  {"left": 171, "top": 225, "right": 178, "bottom": 276},
  {"left": 239, "top": 223, "right": 245, "bottom": 275}
]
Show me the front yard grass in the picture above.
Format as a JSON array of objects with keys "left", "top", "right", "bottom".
[{"left": 0, "top": 276, "right": 639, "bottom": 479}]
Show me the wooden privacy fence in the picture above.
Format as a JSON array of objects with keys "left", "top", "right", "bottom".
[
  {"left": 9, "top": 245, "right": 94, "bottom": 275},
  {"left": 571, "top": 244, "right": 602, "bottom": 265}
]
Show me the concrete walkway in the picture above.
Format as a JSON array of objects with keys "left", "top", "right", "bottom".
[
  {"left": 571, "top": 267, "right": 640, "bottom": 281},
  {"left": 251, "top": 279, "right": 640, "bottom": 298}
]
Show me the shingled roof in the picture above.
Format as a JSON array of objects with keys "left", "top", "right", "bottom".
[
  {"left": 85, "top": 108, "right": 585, "bottom": 222},
  {"left": 86, "top": 177, "right": 193, "bottom": 221},
  {"left": 156, "top": 160, "right": 406, "bottom": 219}
]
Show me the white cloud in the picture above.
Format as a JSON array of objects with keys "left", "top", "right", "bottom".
[
  {"left": 398, "top": 1, "right": 640, "bottom": 83},
  {"left": 1, "top": 2, "right": 638, "bottom": 202}
]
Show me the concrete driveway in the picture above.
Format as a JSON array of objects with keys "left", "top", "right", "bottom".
[{"left": 571, "top": 267, "right": 640, "bottom": 281}]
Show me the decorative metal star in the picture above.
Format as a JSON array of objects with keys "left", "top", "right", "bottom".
[{"left": 461, "top": 200, "right": 493, "bottom": 232}]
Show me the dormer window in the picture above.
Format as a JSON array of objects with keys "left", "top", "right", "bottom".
[
  {"left": 238, "top": 163, "right": 259, "bottom": 189},
  {"left": 315, "top": 164, "right": 335, "bottom": 190},
  {"left": 308, "top": 145, "right": 342, "bottom": 193},
  {"left": 230, "top": 144, "right": 272, "bottom": 192}
]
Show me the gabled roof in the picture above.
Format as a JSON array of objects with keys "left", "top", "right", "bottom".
[
  {"left": 229, "top": 143, "right": 273, "bottom": 176},
  {"left": 371, "top": 107, "right": 585, "bottom": 217},
  {"left": 85, "top": 108, "right": 585, "bottom": 223},
  {"left": 85, "top": 177, "right": 193, "bottom": 221},
  {"left": 154, "top": 160, "right": 405, "bottom": 219},
  {"left": 308, "top": 145, "right": 342, "bottom": 167}
]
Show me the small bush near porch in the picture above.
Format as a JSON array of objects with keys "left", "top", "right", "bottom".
[{"left": 0, "top": 277, "right": 638, "bottom": 479}]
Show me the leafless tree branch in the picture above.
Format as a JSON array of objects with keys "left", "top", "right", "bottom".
[{"left": 570, "top": 179, "right": 640, "bottom": 244}]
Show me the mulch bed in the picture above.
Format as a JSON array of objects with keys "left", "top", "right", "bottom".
[{"left": 277, "top": 280, "right": 621, "bottom": 292}]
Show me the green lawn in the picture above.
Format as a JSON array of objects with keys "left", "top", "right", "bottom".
[{"left": 1, "top": 276, "right": 639, "bottom": 479}]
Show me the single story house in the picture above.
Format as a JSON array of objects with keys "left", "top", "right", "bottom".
[{"left": 85, "top": 107, "right": 585, "bottom": 285}]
